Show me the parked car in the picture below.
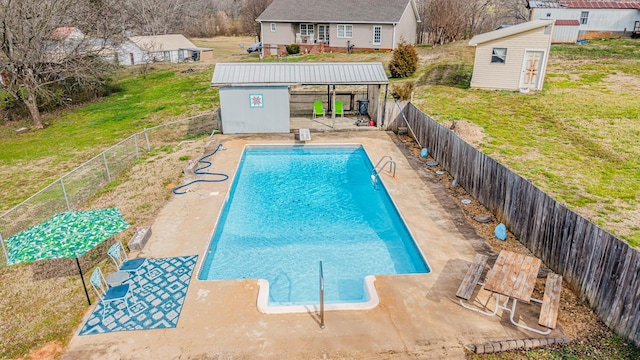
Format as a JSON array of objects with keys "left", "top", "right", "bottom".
[{"left": 247, "top": 42, "right": 262, "bottom": 53}]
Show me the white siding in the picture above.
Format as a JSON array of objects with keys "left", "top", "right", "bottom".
[
  {"left": 261, "top": 22, "right": 294, "bottom": 47},
  {"left": 219, "top": 86, "right": 290, "bottom": 134},
  {"left": 552, "top": 25, "right": 580, "bottom": 43},
  {"left": 395, "top": 1, "right": 418, "bottom": 47},
  {"left": 470, "top": 26, "right": 552, "bottom": 90},
  {"left": 115, "top": 41, "right": 145, "bottom": 66},
  {"left": 338, "top": 24, "right": 394, "bottom": 49},
  {"left": 531, "top": 9, "right": 640, "bottom": 33}
]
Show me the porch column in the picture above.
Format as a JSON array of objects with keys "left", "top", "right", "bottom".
[{"left": 331, "top": 85, "right": 336, "bottom": 128}]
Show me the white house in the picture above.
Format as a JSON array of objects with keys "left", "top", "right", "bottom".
[
  {"left": 117, "top": 34, "right": 213, "bottom": 66},
  {"left": 528, "top": 0, "right": 640, "bottom": 39},
  {"left": 469, "top": 20, "right": 554, "bottom": 91},
  {"left": 256, "top": 0, "right": 420, "bottom": 55}
]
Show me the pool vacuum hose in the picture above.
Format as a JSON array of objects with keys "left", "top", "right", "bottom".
[{"left": 172, "top": 144, "right": 229, "bottom": 195}]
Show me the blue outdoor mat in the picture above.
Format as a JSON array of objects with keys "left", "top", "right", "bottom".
[{"left": 79, "top": 255, "right": 197, "bottom": 335}]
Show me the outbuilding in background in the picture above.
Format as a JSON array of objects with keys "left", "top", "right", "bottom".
[{"left": 468, "top": 19, "right": 554, "bottom": 91}]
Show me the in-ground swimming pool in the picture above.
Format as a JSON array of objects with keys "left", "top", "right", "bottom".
[{"left": 199, "top": 145, "right": 430, "bottom": 307}]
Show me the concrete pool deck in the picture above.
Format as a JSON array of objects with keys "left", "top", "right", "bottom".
[{"left": 63, "top": 131, "right": 564, "bottom": 359}]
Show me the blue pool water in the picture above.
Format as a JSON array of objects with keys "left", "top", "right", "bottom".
[{"left": 199, "top": 145, "right": 430, "bottom": 306}]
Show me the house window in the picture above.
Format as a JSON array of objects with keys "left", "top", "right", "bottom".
[
  {"left": 337, "top": 24, "right": 353, "bottom": 38},
  {"left": 546, "top": 13, "right": 551, "bottom": 17},
  {"left": 580, "top": 11, "right": 589, "bottom": 25},
  {"left": 271, "top": 23, "right": 276, "bottom": 32},
  {"left": 300, "top": 24, "right": 314, "bottom": 36},
  {"left": 373, "top": 26, "right": 381, "bottom": 45},
  {"left": 163, "top": 51, "right": 171, "bottom": 61},
  {"left": 491, "top": 48, "right": 507, "bottom": 64}
]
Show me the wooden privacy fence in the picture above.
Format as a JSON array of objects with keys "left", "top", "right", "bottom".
[{"left": 392, "top": 102, "right": 640, "bottom": 346}]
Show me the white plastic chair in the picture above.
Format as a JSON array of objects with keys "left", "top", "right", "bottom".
[
  {"left": 107, "top": 241, "right": 147, "bottom": 275},
  {"left": 90, "top": 267, "right": 132, "bottom": 320}
]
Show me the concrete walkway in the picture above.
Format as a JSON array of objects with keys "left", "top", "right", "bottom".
[{"left": 63, "top": 131, "right": 563, "bottom": 360}]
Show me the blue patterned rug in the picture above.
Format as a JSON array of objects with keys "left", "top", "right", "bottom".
[{"left": 79, "top": 255, "right": 197, "bottom": 335}]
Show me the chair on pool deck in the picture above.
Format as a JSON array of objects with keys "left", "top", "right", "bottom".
[
  {"left": 108, "top": 241, "right": 147, "bottom": 275},
  {"left": 334, "top": 101, "right": 344, "bottom": 117},
  {"left": 90, "top": 267, "right": 132, "bottom": 320},
  {"left": 313, "top": 101, "right": 325, "bottom": 119}
]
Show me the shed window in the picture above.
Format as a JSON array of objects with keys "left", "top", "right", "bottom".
[
  {"left": 337, "top": 24, "right": 353, "bottom": 38},
  {"left": 491, "top": 48, "right": 507, "bottom": 64},
  {"left": 580, "top": 11, "right": 589, "bottom": 25},
  {"left": 300, "top": 24, "right": 314, "bottom": 36},
  {"left": 271, "top": 23, "right": 276, "bottom": 32},
  {"left": 163, "top": 51, "right": 171, "bottom": 61}
]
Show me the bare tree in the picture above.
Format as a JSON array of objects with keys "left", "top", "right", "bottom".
[
  {"left": 0, "top": 0, "right": 123, "bottom": 128},
  {"left": 241, "top": 0, "right": 273, "bottom": 41},
  {"left": 421, "top": 0, "right": 468, "bottom": 45},
  {"left": 416, "top": 0, "right": 529, "bottom": 45},
  {"left": 131, "top": 0, "right": 191, "bottom": 35}
]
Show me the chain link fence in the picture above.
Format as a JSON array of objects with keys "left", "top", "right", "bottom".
[{"left": 0, "top": 112, "right": 219, "bottom": 264}]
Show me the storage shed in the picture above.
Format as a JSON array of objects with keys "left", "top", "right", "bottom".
[
  {"left": 210, "top": 62, "right": 389, "bottom": 134},
  {"left": 469, "top": 19, "right": 554, "bottom": 91},
  {"left": 552, "top": 19, "right": 580, "bottom": 43}
]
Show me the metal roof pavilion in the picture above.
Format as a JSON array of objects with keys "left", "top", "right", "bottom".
[{"left": 210, "top": 62, "right": 389, "bottom": 87}]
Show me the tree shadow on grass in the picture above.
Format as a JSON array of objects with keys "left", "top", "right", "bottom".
[{"left": 418, "top": 64, "right": 472, "bottom": 89}]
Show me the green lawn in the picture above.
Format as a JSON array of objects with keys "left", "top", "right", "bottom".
[
  {"left": 0, "top": 64, "right": 218, "bottom": 213},
  {"left": 412, "top": 39, "right": 640, "bottom": 247}
]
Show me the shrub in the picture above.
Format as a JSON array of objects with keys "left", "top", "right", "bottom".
[
  {"left": 389, "top": 42, "right": 419, "bottom": 78},
  {"left": 390, "top": 81, "right": 415, "bottom": 101},
  {"left": 286, "top": 44, "right": 300, "bottom": 55}
]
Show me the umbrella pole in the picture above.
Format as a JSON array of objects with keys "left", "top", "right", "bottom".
[{"left": 76, "top": 258, "right": 91, "bottom": 305}]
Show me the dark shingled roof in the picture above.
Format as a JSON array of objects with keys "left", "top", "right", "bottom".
[{"left": 257, "top": 0, "right": 414, "bottom": 23}]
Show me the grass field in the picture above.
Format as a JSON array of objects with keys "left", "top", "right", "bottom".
[
  {"left": 0, "top": 37, "right": 639, "bottom": 358},
  {"left": 0, "top": 64, "right": 217, "bottom": 214},
  {"left": 411, "top": 38, "right": 640, "bottom": 247}
]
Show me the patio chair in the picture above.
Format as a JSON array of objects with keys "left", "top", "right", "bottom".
[
  {"left": 313, "top": 101, "right": 325, "bottom": 119},
  {"left": 90, "top": 267, "right": 132, "bottom": 320},
  {"left": 108, "top": 241, "right": 147, "bottom": 275},
  {"left": 334, "top": 101, "right": 344, "bottom": 117}
]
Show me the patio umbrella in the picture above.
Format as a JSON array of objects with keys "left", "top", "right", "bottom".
[{"left": 3, "top": 208, "right": 130, "bottom": 305}]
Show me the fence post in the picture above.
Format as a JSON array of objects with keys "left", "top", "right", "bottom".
[
  {"left": 60, "top": 178, "right": 71, "bottom": 211},
  {"left": 0, "top": 233, "right": 8, "bottom": 264},
  {"left": 102, "top": 152, "right": 112, "bottom": 182},
  {"left": 134, "top": 134, "right": 139, "bottom": 160},
  {"left": 143, "top": 128, "right": 151, "bottom": 151}
]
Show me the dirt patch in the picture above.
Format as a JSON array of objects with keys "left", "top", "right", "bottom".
[
  {"left": 606, "top": 73, "right": 639, "bottom": 92},
  {"left": 440, "top": 120, "right": 486, "bottom": 147},
  {"left": 19, "top": 341, "right": 64, "bottom": 360},
  {"left": 397, "top": 133, "right": 614, "bottom": 349}
]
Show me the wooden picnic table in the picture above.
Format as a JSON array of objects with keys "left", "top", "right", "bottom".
[
  {"left": 484, "top": 250, "right": 541, "bottom": 304},
  {"left": 458, "top": 250, "right": 555, "bottom": 335}
]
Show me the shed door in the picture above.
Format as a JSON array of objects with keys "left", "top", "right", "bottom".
[{"left": 520, "top": 50, "right": 544, "bottom": 89}]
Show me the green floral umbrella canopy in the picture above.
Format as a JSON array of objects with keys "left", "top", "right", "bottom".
[
  {"left": 4, "top": 208, "right": 129, "bottom": 305},
  {"left": 6, "top": 208, "right": 129, "bottom": 265}
]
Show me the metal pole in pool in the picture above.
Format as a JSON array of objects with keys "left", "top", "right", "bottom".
[{"left": 319, "top": 261, "right": 325, "bottom": 329}]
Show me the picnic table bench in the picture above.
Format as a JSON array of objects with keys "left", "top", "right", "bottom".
[
  {"left": 538, "top": 273, "right": 562, "bottom": 329},
  {"left": 456, "top": 254, "right": 488, "bottom": 301}
]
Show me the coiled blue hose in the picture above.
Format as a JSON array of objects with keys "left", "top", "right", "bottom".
[{"left": 172, "top": 144, "right": 229, "bottom": 195}]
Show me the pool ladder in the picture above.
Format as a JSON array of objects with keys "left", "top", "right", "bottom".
[
  {"left": 371, "top": 155, "right": 396, "bottom": 189},
  {"left": 319, "top": 261, "right": 325, "bottom": 329}
]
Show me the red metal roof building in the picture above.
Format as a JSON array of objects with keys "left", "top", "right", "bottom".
[{"left": 528, "top": 0, "right": 640, "bottom": 39}]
